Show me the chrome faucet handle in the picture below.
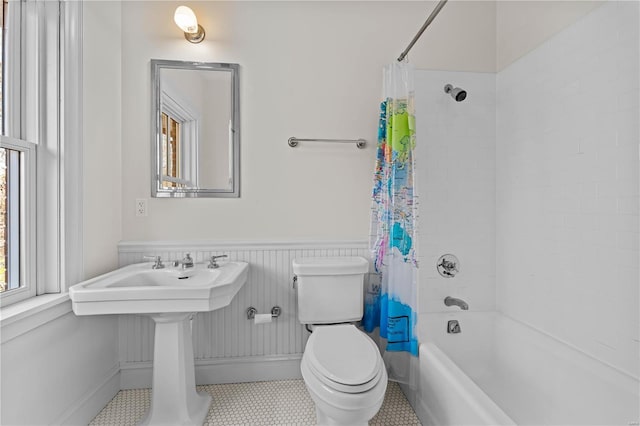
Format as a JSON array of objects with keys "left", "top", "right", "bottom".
[
  {"left": 143, "top": 255, "right": 165, "bottom": 269},
  {"left": 182, "top": 253, "right": 194, "bottom": 268},
  {"left": 437, "top": 254, "right": 460, "bottom": 278},
  {"left": 208, "top": 255, "right": 228, "bottom": 269}
]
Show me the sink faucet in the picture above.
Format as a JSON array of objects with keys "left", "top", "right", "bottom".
[
  {"left": 181, "top": 253, "right": 194, "bottom": 269},
  {"left": 208, "top": 255, "right": 228, "bottom": 269},
  {"left": 444, "top": 296, "right": 468, "bottom": 310},
  {"left": 143, "top": 255, "right": 165, "bottom": 269}
]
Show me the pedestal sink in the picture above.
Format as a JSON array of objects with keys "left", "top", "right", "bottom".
[{"left": 69, "top": 260, "right": 249, "bottom": 426}]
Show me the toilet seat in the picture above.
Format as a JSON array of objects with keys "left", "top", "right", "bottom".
[{"left": 304, "top": 324, "right": 383, "bottom": 394}]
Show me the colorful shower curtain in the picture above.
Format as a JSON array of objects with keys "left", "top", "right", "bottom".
[{"left": 364, "top": 61, "right": 418, "bottom": 382}]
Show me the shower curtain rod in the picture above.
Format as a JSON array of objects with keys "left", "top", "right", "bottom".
[{"left": 397, "top": 0, "right": 448, "bottom": 62}]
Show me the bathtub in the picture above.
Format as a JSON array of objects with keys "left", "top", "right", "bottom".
[{"left": 413, "top": 312, "right": 639, "bottom": 426}]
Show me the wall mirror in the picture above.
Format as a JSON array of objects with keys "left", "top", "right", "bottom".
[{"left": 151, "top": 59, "right": 240, "bottom": 198}]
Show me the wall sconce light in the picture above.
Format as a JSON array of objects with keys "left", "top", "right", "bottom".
[{"left": 174, "top": 6, "right": 205, "bottom": 43}]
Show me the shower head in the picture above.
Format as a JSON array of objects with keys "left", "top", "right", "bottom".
[{"left": 444, "top": 84, "right": 467, "bottom": 102}]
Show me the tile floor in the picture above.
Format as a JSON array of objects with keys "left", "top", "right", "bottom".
[{"left": 90, "top": 379, "right": 420, "bottom": 425}]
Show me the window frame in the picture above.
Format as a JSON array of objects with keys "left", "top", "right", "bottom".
[
  {"left": 2, "top": 0, "right": 22, "bottom": 138},
  {"left": 0, "top": 0, "right": 83, "bottom": 308}
]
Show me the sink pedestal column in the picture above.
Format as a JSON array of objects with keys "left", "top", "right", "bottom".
[{"left": 139, "top": 313, "right": 212, "bottom": 426}]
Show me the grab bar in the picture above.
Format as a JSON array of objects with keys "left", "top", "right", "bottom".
[{"left": 288, "top": 137, "right": 366, "bottom": 149}]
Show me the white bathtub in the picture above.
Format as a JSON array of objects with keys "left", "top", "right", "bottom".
[{"left": 413, "top": 312, "right": 639, "bottom": 426}]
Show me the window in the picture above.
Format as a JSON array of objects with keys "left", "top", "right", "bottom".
[
  {"left": 0, "top": 0, "right": 36, "bottom": 305},
  {"left": 0, "top": 138, "right": 35, "bottom": 302},
  {"left": 161, "top": 112, "right": 183, "bottom": 188},
  {"left": 160, "top": 89, "right": 199, "bottom": 189},
  {"left": 0, "top": 0, "right": 82, "bottom": 307},
  {"left": 0, "top": 147, "right": 17, "bottom": 292}
]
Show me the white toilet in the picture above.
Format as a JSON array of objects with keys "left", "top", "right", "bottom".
[{"left": 293, "top": 256, "right": 387, "bottom": 426}]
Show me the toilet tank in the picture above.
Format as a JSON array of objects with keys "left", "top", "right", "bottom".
[{"left": 292, "top": 256, "right": 369, "bottom": 324}]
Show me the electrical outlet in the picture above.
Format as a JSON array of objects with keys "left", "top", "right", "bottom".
[{"left": 135, "top": 198, "right": 148, "bottom": 217}]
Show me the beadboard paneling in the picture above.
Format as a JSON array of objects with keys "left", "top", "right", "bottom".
[{"left": 117, "top": 241, "right": 369, "bottom": 364}]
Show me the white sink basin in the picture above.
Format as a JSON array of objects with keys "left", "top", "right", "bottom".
[
  {"left": 69, "top": 260, "right": 249, "bottom": 426},
  {"left": 70, "top": 261, "right": 248, "bottom": 315}
]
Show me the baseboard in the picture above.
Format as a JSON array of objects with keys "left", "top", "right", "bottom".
[
  {"left": 53, "top": 363, "right": 120, "bottom": 425},
  {"left": 120, "top": 355, "right": 303, "bottom": 390}
]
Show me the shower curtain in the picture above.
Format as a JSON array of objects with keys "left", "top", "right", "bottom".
[{"left": 364, "top": 61, "right": 418, "bottom": 384}]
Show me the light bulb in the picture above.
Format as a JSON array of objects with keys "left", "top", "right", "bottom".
[
  {"left": 173, "top": 5, "right": 205, "bottom": 43},
  {"left": 174, "top": 6, "right": 198, "bottom": 34}
]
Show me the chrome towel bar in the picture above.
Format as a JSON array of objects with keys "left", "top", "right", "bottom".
[{"left": 288, "top": 137, "right": 366, "bottom": 149}]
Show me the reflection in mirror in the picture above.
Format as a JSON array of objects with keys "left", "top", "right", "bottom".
[{"left": 151, "top": 60, "right": 240, "bottom": 198}]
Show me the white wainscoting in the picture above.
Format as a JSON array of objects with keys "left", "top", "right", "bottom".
[{"left": 117, "top": 240, "right": 369, "bottom": 388}]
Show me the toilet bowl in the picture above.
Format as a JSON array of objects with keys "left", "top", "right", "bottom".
[{"left": 300, "top": 324, "right": 387, "bottom": 426}]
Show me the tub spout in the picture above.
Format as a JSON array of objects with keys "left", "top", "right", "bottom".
[{"left": 444, "top": 296, "right": 469, "bottom": 310}]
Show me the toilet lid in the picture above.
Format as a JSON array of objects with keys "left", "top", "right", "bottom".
[{"left": 305, "top": 324, "right": 382, "bottom": 389}]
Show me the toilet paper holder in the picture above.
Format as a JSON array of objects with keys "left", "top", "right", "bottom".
[{"left": 246, "top": 306, "right": 281, "bottom": 320}]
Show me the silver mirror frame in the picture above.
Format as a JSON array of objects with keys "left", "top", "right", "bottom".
[{"left": 150, "top": 59, "right": 240, "bottom": 198}]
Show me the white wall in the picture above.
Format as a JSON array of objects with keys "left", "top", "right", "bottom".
[
  {"left": 415, "top": 70, "right": 496, "bottom": 313},
  {"left": 496, "top": 0, "right": 604, "bottom": 71},
  {"left": 83, "top": 1, "right": 123, "bottom": 278},
  {"left": 0, "top": 312, "right": 119, "bottom": 425},
  {"left": 119, "top": 1, "right": 496, "bottom": 242},
  {"left": 200, "top": 74, "right": 232, "bottom": 189},
  {"left": 496, "top": 0, "right": 639, "bottom": 378},
  {"left": 101, "top": 0, "right": 609, "bottom": 243}
]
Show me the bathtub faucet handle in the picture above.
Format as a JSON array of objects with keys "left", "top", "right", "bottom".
[{"left": 444, "top": 296, "right": 469, "bottom": 310}]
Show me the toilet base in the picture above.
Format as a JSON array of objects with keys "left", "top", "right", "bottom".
[{"left": 315, "top": 406, "right": 368, "bottom": 426}]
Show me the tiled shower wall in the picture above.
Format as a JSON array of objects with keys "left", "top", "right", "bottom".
[
  {"left": 117, "top": 242, "right": 368, "bottom": 367},
  {"left": 496, "top": 1, "right": 639, "bottom": 378},
  {"left": 415, "top": 70, "right": 496, "bottom": 313}
]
